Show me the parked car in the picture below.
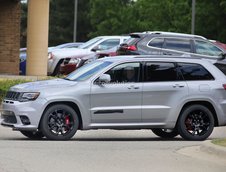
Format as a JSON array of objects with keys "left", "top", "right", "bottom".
[
  {"left": 19, "top": 48, "right": 27, "bottom": 75},
  {"left": 54, "top": 42, "right": 83, "bottom": 49},
  {"left": 1, "top": 55, "right": 226, "bottom": 141},
  {"left": 48, "top": 36, "right": 129, "bottom": 76},
  {"left": 210, "top": 40, "right": 226, "bottom": 51},
  {"left": 19, "top": 42, "right": 83, "bottom": 75},
  {"left": 60, "top": 46, "right": 118, "bottom": 75},
  {"left": 117, "top": 31, "right": 225, "bottom": 58}
]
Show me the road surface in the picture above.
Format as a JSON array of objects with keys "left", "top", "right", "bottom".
[{"left": 0, "top": 126, "right": 226, "bottom": 172}]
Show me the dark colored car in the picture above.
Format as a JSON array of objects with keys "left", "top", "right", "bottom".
[{"left": 117, "top": 31, "right": 225, "bottom": 59}]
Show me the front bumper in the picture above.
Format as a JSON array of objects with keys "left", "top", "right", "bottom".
[
  {"left": 0, "top": 98, "right": 46, "bottom": 131},
  {"left": 60, "top": 63, "right": 77, "bottom": 75}
]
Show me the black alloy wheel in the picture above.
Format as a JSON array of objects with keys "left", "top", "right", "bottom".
[
  {"left": 177, "top": 105, "right": 214, "bottom": 141},
  {"left": 40, "top": 104, "right": 79, "bottom": 140}
]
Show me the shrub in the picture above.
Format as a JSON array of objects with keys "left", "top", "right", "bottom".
[{"left": 0, "top": 79, "right": 31, "bottom": 102}]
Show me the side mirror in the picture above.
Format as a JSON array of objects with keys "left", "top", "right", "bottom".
[
  {"left": 220, "top": 52, "right": 226, "bottom": 60},
  {"left": 91, "top": 45, "right": 100, "bottom": 52},
  {"left": 97, "top": 74, "right": 111, "bottom": 84}
]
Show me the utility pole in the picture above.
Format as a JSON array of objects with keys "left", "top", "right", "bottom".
[
  {"left": 191, "top": 0, "right": 196, "bottom": 34},
  {"left": 73, "top": 0, "right": 78, "bottom": 42}
]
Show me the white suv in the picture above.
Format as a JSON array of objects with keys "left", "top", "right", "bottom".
[
  {"left": 1, "top": 55, "right": 226, "bottom": 140},
  {"left": 48, "top": 36, "right": 129, "bottom": 75}
]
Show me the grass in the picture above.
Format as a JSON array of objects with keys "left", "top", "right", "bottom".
[
  {"left": 212, "top": 139, "right": 226, "bottom": 147},
  {"left": 0, "top": 79, "right": 31, "bottom": 102},
  {"left": 0, "top": 76, "right": 57, "bottom": 102}
]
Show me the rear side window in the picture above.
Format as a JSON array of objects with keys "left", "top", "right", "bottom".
[
  {"left": 145, "top": 62, "right": 181, "bottom": 82},
  {"left": 148, "top": 38, "right": 164, "bottom": 48},
  {"left": 214, "top": 63, "right": 226, "bottom": 75},
  {"left": 178, "top": 63, "right": 214, "bottom": 80},
  {"left": 164, "top": 38, "right": 191, "bottom": 53},
  {"left": 98, "top": 39, "right": 120, "bottom": 50}
]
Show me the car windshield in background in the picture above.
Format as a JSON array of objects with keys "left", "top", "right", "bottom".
[
  {"left": 78, "top": 37, "right": 103, "bottom": 49},
  {"left": 65, "top": 61, "right": 112, "bottom": 81}
]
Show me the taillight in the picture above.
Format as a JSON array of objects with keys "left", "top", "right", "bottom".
[
  {"left": 223, "top": 84, "right": 226, "bottom": 90},
  {"left": 126, "top": 45, "right": 137, "bottom": 51}
]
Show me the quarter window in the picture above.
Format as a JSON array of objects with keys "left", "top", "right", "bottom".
[
  {"left": 148, "top": 38, "right": 164, "bottom": 48},
  {"left": 164, "top": 38, "right": 191, "bottom": 53},
  {"left": 194, "top": 40, "right": 223, "bottom": 56},
  {"left": 178, "top": 63, "right": 214, "bottom": 80},
  {"left": 145, "top": 62, "right": 181, "bottom": 82}
]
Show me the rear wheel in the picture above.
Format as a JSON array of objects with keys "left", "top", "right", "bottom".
[
  {"left": 40, "top": 104, "right": 79, "bottom": 140},
  {"left": 177, "top": 105, "right": 214, "bottom": 141},
  {"left": 152, "top": 128, "right": 178, "bottom": 139},
  {"left": 20, "top": 131, "right": 44, "bottom": 139}
]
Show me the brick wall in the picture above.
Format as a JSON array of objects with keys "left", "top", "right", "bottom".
[{"left": 0, "top": 0, "right": 20, "bottom": 75}]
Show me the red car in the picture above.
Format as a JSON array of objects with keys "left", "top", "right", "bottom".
[
  {"left": 60, "top": 47, "right": 118, "bottom": 75},
  {"left": 211, "top": 40, "right": 226, "bottom": 50}
]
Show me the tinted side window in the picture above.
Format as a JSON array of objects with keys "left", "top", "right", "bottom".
[
  {"left": 214, "top": 63, "right": 226, "bottom": 75},
  {"left": 148, "top": 38, "right": 164, "bottom": 48},
  {"left": 194, "top": 40, "right": 223, "bottom": 56},
  {"left": 105, "top": 63, "right": 140, "bottom": 83},
  {"left": 145, "top": 62, "right": 181, "bottom": 82},
  {"left": 178, "top": 63, "right": 214, "bottom": 80},
  {"left": 164, "top": 38, "right": 191, "bottom": 53}
]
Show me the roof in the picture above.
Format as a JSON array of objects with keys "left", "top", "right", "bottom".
[
  {"left": 101, "top": 55, "right": 214, "bottom": 64},
  {"left": 130, "top": 31, "right": 207, "bottom": 40}
]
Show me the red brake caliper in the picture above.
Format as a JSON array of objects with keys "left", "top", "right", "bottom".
[{"left": 65, "top": 116, "right": 70, "bottom": 126}]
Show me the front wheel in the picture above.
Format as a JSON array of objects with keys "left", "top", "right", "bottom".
[
  {"left": 177, "top": 105, "right": 214, "bottom": 141},
  {"left": 40, "top": 104, "right": 79, "bottom": 140},
  {"left": 152, "top": 128, "right": 178, "bottom": 139}
]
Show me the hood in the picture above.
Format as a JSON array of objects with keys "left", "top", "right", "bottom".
[
  {"left": 52, "top": 48, "right": 95, "bottom": 59},
  {"left": 10, "top": 79, "right": 77, "bottom": 92}
]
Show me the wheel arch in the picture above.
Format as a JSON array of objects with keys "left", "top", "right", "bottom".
[
  {"left": 38, "top": 101, "right": 83, "bottom": 130},
  {"left": 178, "top": 101, "right": 219, "bottom": 127}
]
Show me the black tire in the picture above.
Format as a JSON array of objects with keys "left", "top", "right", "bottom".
[
  {"left": 40, "top": 104, "right": 79, "bottom": 140},
  {"left": 177, "top": 105, "right": 214, "bottom": 141},
  {"left": 152, "top": 128, "right": 178, "bottom": 138},
  {"left": 20, "top": 131, "right": 44, "bottom": 139}
]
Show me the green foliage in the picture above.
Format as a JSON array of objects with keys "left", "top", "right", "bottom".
[
  {"left": 0, "top": 79, "right": 31, "bottom": 102},
  {"left": 49, "top": 0, "right": 91, "bottom": 46},
  {"left": 20, "top": 0, "right": 226, "bottom": 47},
  {"left": 212, "top": 138, "right": 226, "bottom": 147}
]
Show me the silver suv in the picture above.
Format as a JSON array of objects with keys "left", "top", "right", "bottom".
[{"left": 1, "top": 56, "right": 226, "bottom": 141}]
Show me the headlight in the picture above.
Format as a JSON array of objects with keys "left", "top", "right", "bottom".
[
  {"left": 19, "top": 92, "right": 40, "bottom": 102},
  {"left": 68, "top": 58, "right": 79, "bottom": 64}
]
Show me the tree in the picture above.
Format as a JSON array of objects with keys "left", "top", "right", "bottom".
[{"left": 195, "top": 0, "right": 226, "bottom": 42}]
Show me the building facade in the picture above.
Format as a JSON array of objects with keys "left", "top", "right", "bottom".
[{"left": 0, "top": 0, "right": 20, "bottom": 75}]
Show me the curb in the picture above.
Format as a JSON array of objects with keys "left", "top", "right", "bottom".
[{"left": 200, "top": 140, "right": 226, "bottom": 158}]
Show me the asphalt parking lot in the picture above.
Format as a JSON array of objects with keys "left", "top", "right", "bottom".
[{"left": 0, "top": 126, "right": 226, "bottom": 172}]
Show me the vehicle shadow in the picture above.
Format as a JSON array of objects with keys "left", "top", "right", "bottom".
[{"left": 0, "top": 136, "right": 187, "bottom": 142}]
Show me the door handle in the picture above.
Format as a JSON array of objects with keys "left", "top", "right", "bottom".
[
  {"left": 173, "top": 84, "right": 185, "bottom": 88},
  {"left": 128, "top": 85, "right": 140, "bottom": 89}
]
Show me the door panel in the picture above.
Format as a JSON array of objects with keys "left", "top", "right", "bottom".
[
  {"left": 142, "top": 82, "right": 188, "bottom": 122},
  {"left": 91, "top": 83, "right": 142, "bottom": 123},
  {"left": 90, "top": 62, "right": 142, "bottom": 123}
]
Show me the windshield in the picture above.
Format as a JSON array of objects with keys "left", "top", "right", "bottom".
[
  {"left": 78, "top": 37, "right": 103, "bottom": 49},
  {"left": 65, "top": 61, "right": 112, "bottom": 81}
]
